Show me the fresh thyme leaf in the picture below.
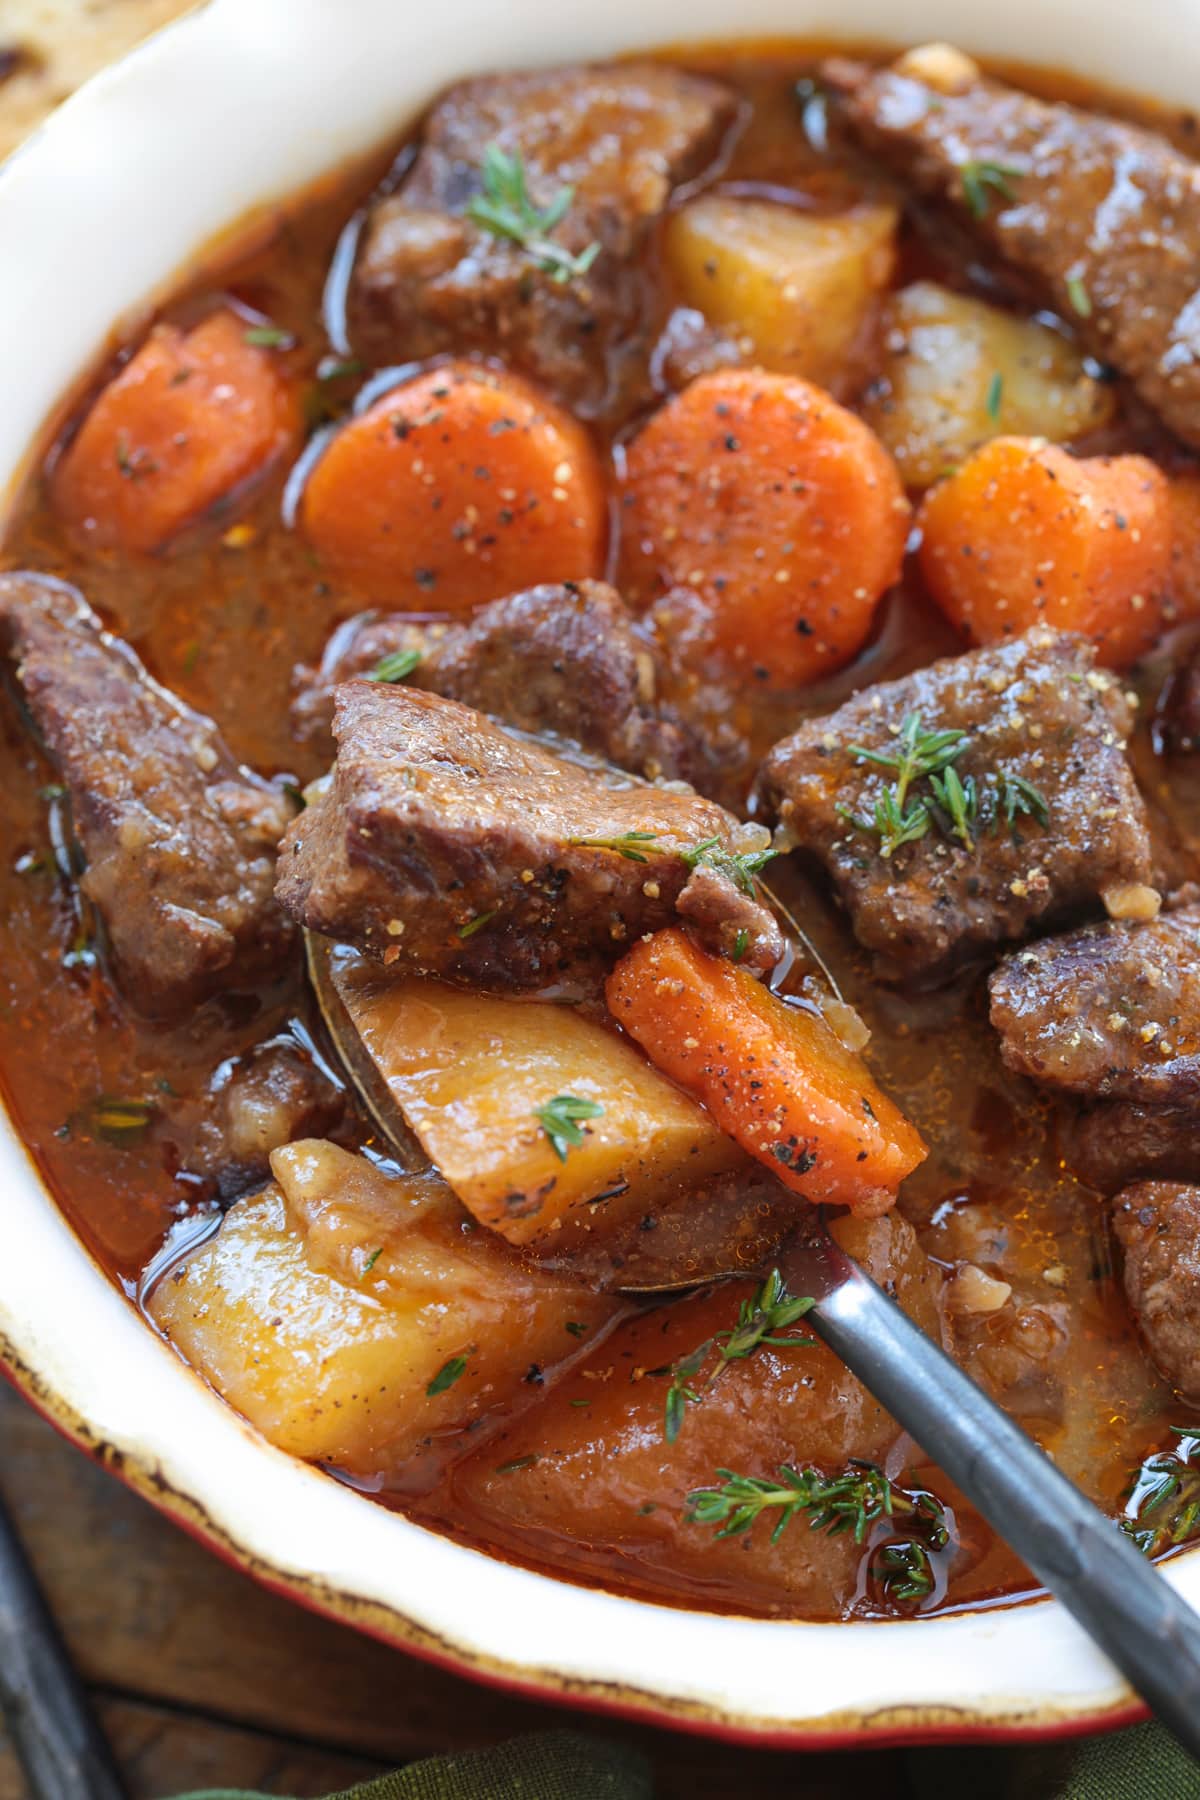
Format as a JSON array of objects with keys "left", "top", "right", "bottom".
[
  {"left": 871, "top": 1539, "right": 936, "bottom": 1603},
  {"left": 466, "top": 144, "right": 601, "bottom": 285},
  {"left": 426, "top": 1354, "right": 469, "bottom": 1397},
  {"left": 363, "top": 1246, "right": 382, "bottom": 1274},
  {"left": 496, "top": 1454, "right": 538, "bottom": 1474},
  {"left": 317, "top": 356, "right": 365, "bottom": 382},
  {"left": 87, "top": 1096, "right": 155, "bottom": 1146},
  {"left": 457, "top": 910, "right": 495, "bottom": 939},
  {"left": 1120, "top": 1429, "right": 1200, "bottom": 1557},
  {"left": 839, "top": 790, "right": 931, "bottom": 860},
  {"left": 999, "top": 770, "right": 1050, "bottom": 830},
  {"left": 680, "top": 836, "right": 779, "bottom": 895},
  {"left": 568, "top": 830, "right": 660, "bottom": 863},
  {"left": 927, "top": 765, "right": 977, "bottom": 851},
  {"left": 1066, "top": 274, "right": 1092, "bottom": 318},
  {"left": 732, "top": 927, "right": 749, "bottom": 963},
  {"left": 660, "top": 1271, "right": 814, "bottom": 1442},
  {"left": 686, "top": 1458, "right": 949, "bottom": 1552},
  {"left": 986, "top": 370, "right": 1004, "bottom": 423},
  {"left": 243, "top": 323, "right": 294, "bottom": 348},
  {"left": 848, "top": 712, "right": 968, "bottom": 810},
  {"left": 282, "top": 781, "right": 307, "bottom": 812},
  {"left": 535, "top": 1093, "right": 604, "bottom": 1162},
  {"left": 960, "top": 159, "right": 1022, "bottom": 219},
  {"left": 369, "top": 647, "right": 423, "bottom": 684},
  {"left": 564, "top": 1320, "right": 589, "bottom": 1337}
]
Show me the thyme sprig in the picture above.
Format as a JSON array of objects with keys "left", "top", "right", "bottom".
[
  {"left": 1119, "top": 1429, "right": 1200, "bottom": 1556},
  {"left": 534, "top": 1093, "right": 605, "bottom": 1162},
  {"left": 680, "top": 837, "right": 780, "bottom": 895},
  {"left": 369, "top": 647, "right": 422, "bottom": 684},
  {"left": 466, "top": 144, "right": 600, "bottom": 285},
  {"left": 687, "top": 1458, "right": 950, "bottom": 1551},
  {"left": 960, "top": 159, "right": 1023, "bottom": 219},
  {"left": 568, "top": 830, "right": 660, "bottom": 863},
  {"left": 660, "top": 1270, "right": 815, "bottom": 1444}
]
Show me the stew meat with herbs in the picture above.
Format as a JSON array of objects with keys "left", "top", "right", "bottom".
[{"left": 6, "top": 39, "right": 1200, "bottom": 1620}]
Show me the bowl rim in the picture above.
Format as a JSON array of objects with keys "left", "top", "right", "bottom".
[{"left": 0, "top": 0, "right": 1196, "bottom": 1750}]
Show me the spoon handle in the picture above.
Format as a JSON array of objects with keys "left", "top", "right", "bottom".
[{"left": 803, "top": 1235, "right": 1200, "bottom": 1755}]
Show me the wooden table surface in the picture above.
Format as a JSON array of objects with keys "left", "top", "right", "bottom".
[{"left": 0, "top": 1381, "right": 936, "bottom": 1799}]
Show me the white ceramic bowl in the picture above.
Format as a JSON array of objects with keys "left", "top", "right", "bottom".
[{"left": 1, "top": 0, "right": 1196, "bottom": 1746}]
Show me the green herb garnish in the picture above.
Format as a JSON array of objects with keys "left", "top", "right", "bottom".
[
  {"left": 986, "top": 370, "right": 1004, "bottom": 422},
  {"left": 998, "top": 769, "right": 1050, "bottom": 830},
  {"left": 427, "top": 1354, "right": 469, "bottom": 1397},
  {"left": 731, "top": 927, "right": 749, "bottom": 963},
  {"left": 87, "top": 1097, "right": 155, "bottom": 1146},
  {"left": 680, "top": 837, "right": 779, "bottom": 895},
  {"left": 686, "top": 1458, "right": 949, "bottom": 1552},
  {"left": 661, "top": 1271, "right": 814, "bottom": 1444},
  {"left": 243, "top": 323, "right": 294, "bottom": 348},
  {"left": 466, "top": 144, "right": 600, "bottom": 285},
  {"left": 960, "top": 159, "right": 1022, "bottom": 219},
  {"left": 496, "top": 1455, "right": 539, "bottom": 1474},
  {"left": 1066, "top": 274, "right": 1092, "bottom": 318},
  {"left": 534, "top": 1093, "right": 604, "bottom": 1162},
  {"left": 927, "top": 764, "right": 978, "bottom": 850},
  {"left": 871, "top": 1539, "right": 937, "bottom": 1603},
  {"left": 457, "top": 910, "right": 495, "bottom": 940},
  {"left": 1119, "top": 1430, "right": 1200, "bottom": 1556},
  {"left": 363, "top": 1247, "right": 382, "bottom": 1274},
  {"left": 568, "top": 830, "right": 659, "bottom": 863},
  {"left": 369, "top": 648, "right": 423, "bottom": 684}
]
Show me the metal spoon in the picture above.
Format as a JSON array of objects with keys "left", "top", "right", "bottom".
[{"left": 309, "top": 936, "right": 1200, "bottom": 1750}]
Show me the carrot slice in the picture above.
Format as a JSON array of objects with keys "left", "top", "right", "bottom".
[
  {"left": 917, "top": 436, "right": 1172, "bottom": 668},
  {"left": 300, "top": 362, "right": 607, "bottom": 611},
  {"left": 605, "top": 927, "right": 926, "bottom": 1216},
  {"left": 618, "top": 369, "right": 909, "bottom": 688},
  {"left": 52, "top": 308, "right": 300, "bottom": 552}
]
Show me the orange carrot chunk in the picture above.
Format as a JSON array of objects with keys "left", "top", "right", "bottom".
[
  {"left": 300, "top": 362, "right": 607, "bottom": 611},
  {"left": 52, "top": 308, "right": 300, "bottom": 553},
  {"left": 618, "top": 369, "right": 909, "bottom": 688},
  {"left": 605, "top": 927, "right": 926, "bottom": 1217},
  {"left": 917, "top": 436, "right": 1172, "bottom": 668}
]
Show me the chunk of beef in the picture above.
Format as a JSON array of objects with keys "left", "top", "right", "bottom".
[
  {"left": 291, "top": 580, "right": 698, "bottom": 781},
  {"left": 0, "top": 572, "right": 294, "bottom": 1019},
  {"left": 276, "top": 683, "right": 782, "bottom": 991},
  {"left": 989, "top": 902, "right": 1200, "bottom": 1103},
  {"left": 755, "top": 628, "right": 1152, "bottom": 984},
  {"left": 169, "top": 1036, "right": 348, "bottom": 1203},
  {"left": 1112, "top": 1180, "right": 1200, "bottom": 1398},
  {"left": 824, "top": 51, "right": 1200, "bottom": 447},
  {"left": 348, "top": 63, "right": 738, "bottom": 421},
  {"left": 1067, "top": 1100, "right": 1200, "bottom": 1194},
  {"left": 1162, "top": 640, "right": 1200, "bottom": 754}
]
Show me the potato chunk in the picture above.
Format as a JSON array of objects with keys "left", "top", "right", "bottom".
[
  {"left": 664, "top": 195, "right": 897, "bottom": 388},
  {"left": 332, "top": 956, "right": 744, "bottom": 1248},
  {"left": 865, "top": 282, "right": 1114, "bottom": 489},
  {"left": 148, "top": 1140, "right": 618, "bottom": 1483}
]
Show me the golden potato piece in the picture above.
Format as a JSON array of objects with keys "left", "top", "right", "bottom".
[
  {"left": 149, "top": 1140, "right": 617, "bottom": 1482},
  {"left": 664, "top": 194, "right": 897, "bottom": 387},
  {"left": 332, "top": 958, "right": 745, "bottom": 1248},
  {"left": 866, "top": 281, "right": 1115, "bottom": 489}
]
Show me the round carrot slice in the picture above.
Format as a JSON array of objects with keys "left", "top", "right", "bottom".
[
  {"left": 300, "top": 362, "right": 607, "bottom": 610},
  {"left": 918, "top": 437, "right": 1172, "bottom": 667},
  {"left": 52, "top": 308, "right": 300, "bottom": 553},
  {"left": 618, "top": 369, "right": 909, "bottom": 688}
]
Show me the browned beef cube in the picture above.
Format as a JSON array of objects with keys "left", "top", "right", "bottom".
[
  {"left": 824, "top": 51, "right": 1200, "bottom": 447},
  {"left": 1067, "top": 1100, "right": 1200, "bottom": 1194},
  {"left": 276, "top": 684, "right": 782, "bottom": 991},
  {"left": 291, "top": 580, "right": 698, "bottom": 782},
  {"left": 989, "top": 902, "right": 1200, "bottom": 1103},
  {"left": 348, "top": 64, "right": 737, "bottom": 421},
  {"left": 168, "top": 1036, "right": 347, "bottom": 1202},
  {"left": 0, "top": 573, "right": 295, "bottom": 1019},
  {"left": 755, "top": 629, "right": 1152, "bottom": 983},
  {"left": 1163, "top": 641, "right": 1200, "bottom": 754},
  {"left": 1112, "top": 1181, "right": 1200, "bottom": 1399}
]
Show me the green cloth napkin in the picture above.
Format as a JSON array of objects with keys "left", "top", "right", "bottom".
[{"left": 172, "top": 1720, "right": 1199, "bottom": 1800}]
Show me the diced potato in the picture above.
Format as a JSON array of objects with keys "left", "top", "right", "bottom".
[
  {"left": 149, "top": 1140, "right": 618, "bottom": 1482},
  {"left": 664, "top": 195, "right": 898, "bottom": 388},
  {"left": 866, "top": 281, "right": 1114, "bottom": 489},
  {"left": 332, "top": 957, "right": 744, "bottom": 1248}
]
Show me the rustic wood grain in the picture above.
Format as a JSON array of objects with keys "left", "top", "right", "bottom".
[{"left": 0, "top": 1383, "right": 907, "bottom": 1798}]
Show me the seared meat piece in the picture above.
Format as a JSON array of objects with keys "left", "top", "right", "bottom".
[
  {"left": 171, "top": 1036, "right": 348, "bottom": 1202},
  {"left": 0, "top": 572, "right": 295, "bottom": 1019},
  {"left": 277, "top": 684, "right": 782, "bottom": 990},
  {"left": 1112, "top": 1180, "right": 1200, "bottom": 1398},
  {"left": 1163, "top": 640, "right": 1200, "bottom": 754},
  {"left": 989, "top": 902, "right": 1200, "bottom": 1103},
  {"left": 824, "top": 51, "right": 1200, "bottom": 447},
  {"left": 755, "top": 629, "right": 1152, "bottom": 984},
  {"left": 348, "top": 63, "right": 737, "bottom": 421},
  {"left": 1067, "top": 1100, "right": 1200, "bottom": 1194},
  {"left": 291, "top": 580, "right": 698, "bottom": 782}
]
